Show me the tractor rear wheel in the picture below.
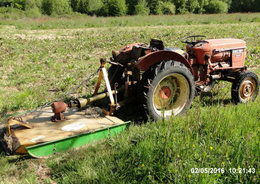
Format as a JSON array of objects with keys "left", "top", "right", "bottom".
[
  {"left": 141, "top": 60, "right": 195, "bottom": 120},
  {"left": 231, "top": 71, "right": 259, "bottom": 104}
]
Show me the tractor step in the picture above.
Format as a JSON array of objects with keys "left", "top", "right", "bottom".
[{"left": 1, "top": 107, "right": 129, "bottom": 158}]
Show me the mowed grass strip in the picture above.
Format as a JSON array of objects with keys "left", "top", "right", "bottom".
[{"left": 0, "top": 16, "right": 259, "bottom": 183}]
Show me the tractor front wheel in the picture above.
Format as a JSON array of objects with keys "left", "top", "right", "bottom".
[
  {"left": 231, "top": 71, "right": 259, "bottom": 104},
  {"left": 141, "top": 60, "right": 195, "bottom": 120}
]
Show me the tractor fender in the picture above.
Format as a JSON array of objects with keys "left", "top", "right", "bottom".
[{"left": 135, "top": 50, "right": 193, "bottom": 75}]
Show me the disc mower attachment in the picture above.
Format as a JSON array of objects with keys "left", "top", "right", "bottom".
[
  {"left": 0, "top": 59, "right": 130, "bottom": 157},
  {"left": 0, "top": 107, "right": 129, "bottom": 158}
]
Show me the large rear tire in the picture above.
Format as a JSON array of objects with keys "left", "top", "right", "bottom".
[
  {"left": 231, "top": 71, "right": 259, "bottom": 104},
  {"left": 141, "top": 60, "right": 195, "bottom": 120}
]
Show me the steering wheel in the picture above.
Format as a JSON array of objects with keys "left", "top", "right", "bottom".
[{"left": 181, "top": 35, "right": 206, "bottom": 46}]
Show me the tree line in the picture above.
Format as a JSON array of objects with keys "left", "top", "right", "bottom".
[{"left": 0, "top": 0, "right": 259, "bottom": 16}]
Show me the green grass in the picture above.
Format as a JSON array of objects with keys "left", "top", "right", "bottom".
[
  {"left": 1, "top": 13, "right": 260, "bottom": 30},
  {"left": 0, "top": 14, "right": 259, "bottom": 183},
  {"left": 0, "top": 22, "right": 259, "bottom": 118},
  {"left": 47, "top": 98, "right": 260, "bottom": 183}
]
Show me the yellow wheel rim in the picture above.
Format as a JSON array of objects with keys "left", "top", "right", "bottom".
[
  {"left": 153, "top": 73, "right": 190, "bottom": 117},
  {"left": 239, "top": 78, "right": 256, "bottom": 101}
]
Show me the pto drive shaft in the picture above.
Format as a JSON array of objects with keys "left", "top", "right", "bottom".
[{"left": 69, "top": 86, "right": 125, "bottom": 109}]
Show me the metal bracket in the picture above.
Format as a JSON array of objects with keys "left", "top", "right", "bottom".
[
  {"left": 93, "top": 59, "right": 117, "bottom": 115},
  {"left": 7, "top": 118, "right": 32, "bottom": 136}
]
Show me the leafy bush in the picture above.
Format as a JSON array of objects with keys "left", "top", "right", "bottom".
[
  {"left": 171, "top": 0, "right": 197, "bottom": 14},
  {"left": 23, "top": 0, "right": 42, "bottom": 17},
  {"left": 221, "top": 0, "right": 231, "bottom": 8},
  {"left": 106, "top": 0, "right": 127, "bottom": 16},
  {"left": 23, "top": 0, "right": 41, "bottom": 10},
  {"left": 98, "top": 2, "right": 109, "bottom": 16},
  {"left": 205, "top": 0, "right": 228, "bottom": 13},
  {"left": 134, "top": 0, "right": 150, "bottom": 15},
  {"left": 25, "top": 6, "right": 41, "bottom": 17},
  {"left": 0, "top": 6, "right": 14, "bottom": 13},
  {"left": 256, "top": 1, "right": 260, "bottom": 12},
  {"left": 87, "top": 0, "right": 103, "bottom": 15},
  {"left": 0, "top": 0, "right": 259, "bottom": 17},
  {"left": 186, "top": 0, "right": 200, "bottom": 13},
  {"left": 171, "top": 0, "right": 188, "bottom": 14},
  {"left": 171, "top": 0, "right": 230, "bottom": 14},
  {"left": 76, "top": 0, "right": 103, "bottom": 15},
  {"left": 0, "top": 7, "right": 26, "bottom": 19},
  {"left": 230, "top": 0, "right": 260, "bottom": 12},
  {"left": 0, "top": 0, "right": 13, "bottom": 7},
  {"left": 42, "top": 0, "right": 72, "bottom": 15},
  {"left": 126, "top": 0, "right": 138, "bottom": 15},
  {"left": 146, "top": 0, "right": 160, "bottom": 14},
  {"left": 193, "top": 0, "right": 208, "bottom": 14},
  {"left": 11, "top": 0, "right": 25, "bottom": 9},
  {"left": 158, "top": 1, "right": 176, "bottom": 15},
  {"left": 70, "top": 0, "right": 80, "bottom": 12}
]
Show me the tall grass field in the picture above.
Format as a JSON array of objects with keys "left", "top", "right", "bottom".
[{"left": 0, "top": 13, "right": 259, "bottom": 183}]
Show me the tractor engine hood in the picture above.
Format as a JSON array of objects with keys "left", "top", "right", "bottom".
[
  {"left": 187, "top": 39, "right": 246, "bottom": 65},
  {"left": 205, "top": 39, "right": 246, "bottom": 49}
]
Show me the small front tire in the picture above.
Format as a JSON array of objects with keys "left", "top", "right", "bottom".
[{"left": 231, "top": 71, "right": 259, "bottom": 104}]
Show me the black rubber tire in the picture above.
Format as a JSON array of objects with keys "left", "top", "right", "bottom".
[
  {"left": 140, "top": 60, "right": 195, "bottom": 120},
  {"left": 108, "top": 65, "right": 125, "bottom": 88},
  {"left": 231, "top": 71, "right": 259, "bottom": 104}
]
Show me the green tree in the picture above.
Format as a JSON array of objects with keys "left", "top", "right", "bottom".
[
  {"left": 134, "top": 0, "right": 150, "bottom": 15},
  {"left": 78, "top": 0, "right": 103, "bottom": 14},
  {"left": 89, "top": 0, "right": 103, "bottom": 14},
  {"left": 24, "top": 0, "right": 42, "bottom": 17},
  {"left": 1, "top": 0, "right": 43, "bottom": 17},
  {"left": 255, "top": 0, "right": 260, "bottom": 12},
  {"left": 230, "top": 0, "right": 260, "bottom": 12},
  {"left": 10, "top": 0, "right": 24, "bottom": 9},
  {"left": 158, "top": 1, "right": 176, "bottom": 15},
  {"left": 106, "top": 0, "right": 127, "bottom": 16},
  {"left": 221, "top": 0, "right": 231, "bottom": 8},
  {"left": 24, "top": 0, "right": 42, "bottom": 10},
  {"left": 126, "top": 0, "right": 138, "bottom": 15},
  {"left": 195, "top": 0, "right": 209, "bottom": 13},
  {"left": 70, "top": 0, "right": 80, "bottom": 12},
  {"left": 42, "top": 0, "right": 71, "bottom": 15},
  {"left": 186, "top": 0, "right": 200, "bottom": 13},
  {"left": 0, "top": 0, "right": 13, "bottom": 7},
  {"left": 146, "top": 0, "right": 160, "bottom": 14},
  {"left": 171, "top": 0, "right": 188, "bottom": 14},
  {"left": 205, "top": 0, "right": 228, "bottom": 13}
]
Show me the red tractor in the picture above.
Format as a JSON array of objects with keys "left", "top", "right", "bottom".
[{"left": 106, "top": 35, "right": 259, "bottom": 120}]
